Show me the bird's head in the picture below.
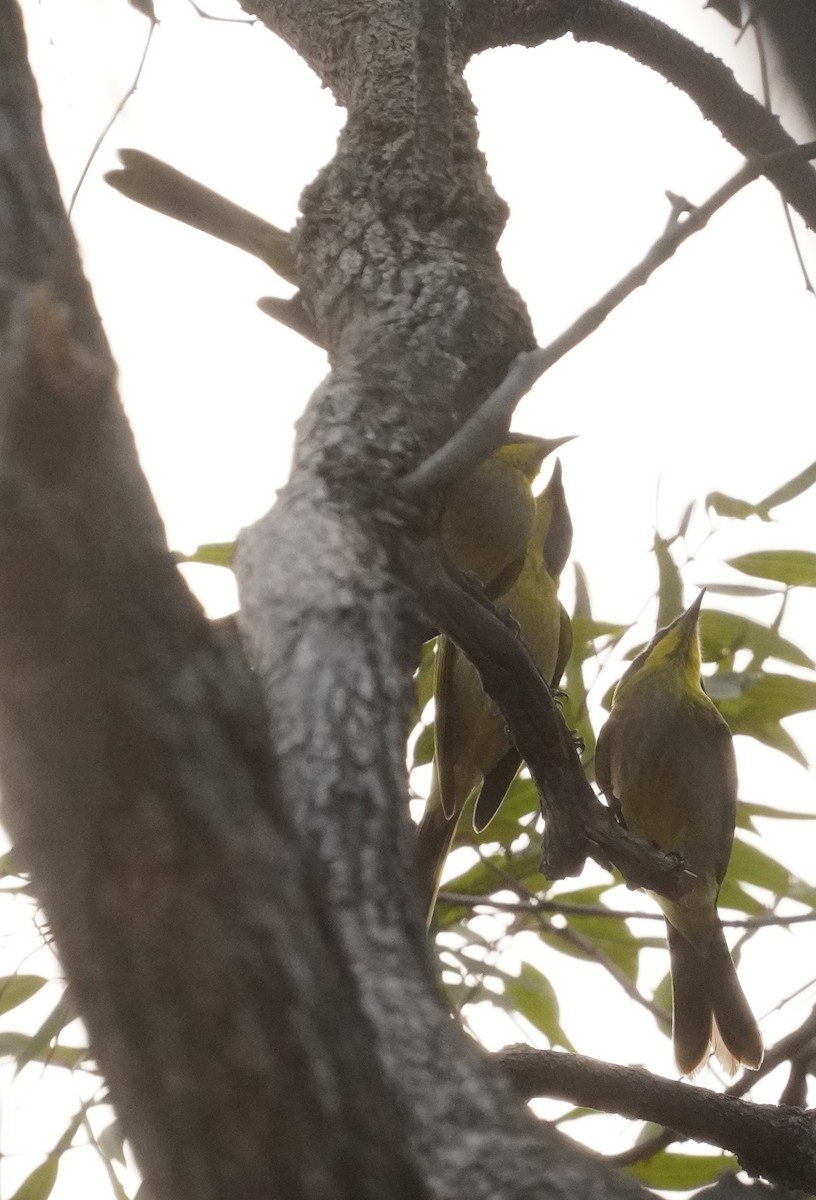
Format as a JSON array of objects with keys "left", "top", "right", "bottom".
[{"left": 617, "top": 590, "right": 705, "bottom": 695}]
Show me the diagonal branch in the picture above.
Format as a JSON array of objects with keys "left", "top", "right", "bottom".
[
  {"left": 419, "top": 139, "right": 816, "bottom": 437},
  {"left": 458, "top": 0, "right": 816, "bottom": 233},
  {"left": 403, "top": 536, "right": 697, "bottom": 895},
  {"left": 495, "top": 1044, "right": 816, "bottom": 1192},
  {"left": 608, "top": 1004, "right": 816, "bottom": 1169}
]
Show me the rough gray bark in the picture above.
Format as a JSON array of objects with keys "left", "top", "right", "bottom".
[
  {"left": 0, "top": 1, "right": 652, "bottom": 1198},
  {"left": 232, "top": 2, "right": 649, "bottom": 1196},
  {"left": 4, "top": 0, "right": 813, "bottom": 1196}
]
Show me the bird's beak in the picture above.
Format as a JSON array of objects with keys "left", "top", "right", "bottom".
[{"left": 679, "top": 589, "right": 706, "bottom": 642}]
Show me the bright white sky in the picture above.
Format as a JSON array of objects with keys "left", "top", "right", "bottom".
[{"left": 4, "top": 1, "right": 816, "bottom": 1196}]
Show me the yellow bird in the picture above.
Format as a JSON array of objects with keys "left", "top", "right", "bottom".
[
  {"left": 438, "top": 436, "right": 568, "bottom": 596},
  {"left": 416, "top": 459, "right": 573, "bottom": 926},
  {"left": 594, "top": 593, "right": 763, "bottom": 1076}
]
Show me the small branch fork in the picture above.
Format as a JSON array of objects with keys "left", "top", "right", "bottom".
[
  {"left": 459, "top": 0, "right": 816, "bottom": 235},
  {"left": 400, "top": 138, "right": 816, "bottom": 898},
  {"left": 495, "top": 1040, "right": 816, "bottom": 1192},
  {"left": 400, "top": 535, "right": 695, "bottom": 897},
  {"left": 402, "top": 137, "right": 816, "bottom": 502},
  {"left": 608, "top": 1003, "right": 816, "bottom": 1170}
]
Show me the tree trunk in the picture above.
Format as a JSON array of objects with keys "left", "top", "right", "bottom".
[{"left": 0, "top": 1, "right": 656, "bottom": 1196}]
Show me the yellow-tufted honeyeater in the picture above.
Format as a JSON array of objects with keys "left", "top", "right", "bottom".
[
  {"left": 595, "top": 593, "right": 763, "bottom": 1076},
  {"left": 417, "top": 452, "right": 572, "bottom": 926}
]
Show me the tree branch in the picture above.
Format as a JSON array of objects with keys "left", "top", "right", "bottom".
[
  {"left": 105, "top": 149, "right": 297, "bottom": 283},
  {"left": 405, "top": 538, "right": 698, "bottom": 895},
  {"left": 458, "top": 0, "right": 816, "bottom": 233},
  {"left": 451, "top": 140, "right": 816, "bottom": 420},
  {"left": 496, "top": 1045, "right": 816, "bottom": 1192},
  {"left": 438, "top": 891, "right": 816, "bottom": 927},
  {"left": 608, "top": 1004, "right": 816, "bottom": 1170}
]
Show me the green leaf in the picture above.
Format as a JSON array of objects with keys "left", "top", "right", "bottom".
[
  {"left": 7, "top": 1158, "right": 59, "bottom": 1200},
  {"left": 0, "top": 1033, "right": 85, "bottom": 1069},
  {"left": 707, "top": 464, "right": 816, "bottom": 522},
  {"left": 97, "top": 1119, "right": 127, "bottom": 1167},
  {"left": 502, "top": 963, "right": 574, "bottom": 1049},
  {"left": 0, "top": 848, "right": 26, "bottom": 879},
  {"left": 726, "top": 673, "right": 816, "bottom": 721},
  {"left": 740, "top": 801, "right": 816, "bottom": 822},
  {"left": 653, "top": 534, "right": 684, "bottom": 629},
  {"left": 704, "top": 584, "right": 781, "bottom": 600},
  {"left": 572, "top": 562, "right": 592, "bottom": 620},
  {"left": 411, "top": 637, "right": 436, "bottom": 725},
  {"left": 433, "top": 845, "right": 543, "bottom": 927},
  {"left": 411, "top": 722, "right": 435, "bottom": 770},
  {"left": 562, "top": 912, "right": 643, "bottom": 979},
  {"left": 549, "top": 882, "right": 616, "bottom": 907},
  {"left": 625, "top": 1152, "right": 738, "bottom": 1190},
  {"left": 569, "top": 616, "right": 628, "bottom": 654},
  {"left": 174, "top": 541, "right": 235, "bottom": 569},
  {"left": 761, "top": 459, "right": 816, "bottom": 510},
  {"left": 706, "top": 491, "right": 770, "bottom": 521},
  {"left": 734, "top": 715, "right": 806, "bottom": 763},
  {"left": 728, "top": 837, "right": 816, "bottom": 905},
  {"left": 635, "top": 1120, "right": 670, "bottom": 1145},
  {"left": 718, "top": 674, "right": 816, "bottom": 766},
  {"left": 472, "top": 776, "right": 537, "bottom": 845},
  {"left": 727, "top": 550, "right": 816, "bottom": 587},
  {"left": 699, "top": 609, "right": 814, "bottom": 670},
  {"left": 13, "top": 993, "right": 75, "bottom": 1074},
  {"left": 551, "top": 1106, "right": 600, "bottom": 1126},
  {"left": 0, "top": 975, "right": 47, "bottom": 1016},
  {"left": 717, "top": 876, "right": 768, "bottom": 918},
  {"left": 652, "top": 971, "right": 673, "bottom": 1030}
]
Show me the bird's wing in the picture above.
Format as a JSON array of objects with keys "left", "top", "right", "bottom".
[{"left": 472, "top": 748, "right": 523, "bottom": 833}]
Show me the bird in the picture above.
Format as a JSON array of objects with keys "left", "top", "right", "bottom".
[
  {"left": 437, "top": 435, "right": 569, "bottom": 597},
  {"left": 416, "top": 457, "right": 573, "bottom": 926},
  {"left": 594, "top": 592, "right": 764, "bottom": 1076}
]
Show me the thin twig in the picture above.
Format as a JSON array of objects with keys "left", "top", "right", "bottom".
[
  {"left": 69, "top": 19, "right": 157, "bottom": 215},
  {"left": 461, "top": 0, "right": 816, "bottom": 233},
  {"left": 404, "top": 537, "right": 698, "bottom": 892},
  {"left": 403, "top": 139, "right": 816, "bottom": 505},
  {"left": 492, "top": 140, "right": 816, "bottom": 411},
  {"left": 751, "top": 12, "right": 815, "bottom": 293},
  {"left": 186, "top": 0, "right": 257, "bottom": 20},
  {"left": 438, "top": 891, "right": 816, "bottom": 928},
  {"left": 542, "top": 915, "right": 667, "bottom": 1023}
]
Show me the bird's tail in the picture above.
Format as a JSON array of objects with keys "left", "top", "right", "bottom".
[
  {"left": 415, "top": 772, "right": 459, "bottom": 927},
  {"left": 668, "top": 920, "right": 763, "bottom": 1077}
]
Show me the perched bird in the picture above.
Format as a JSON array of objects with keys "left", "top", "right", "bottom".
[
  {"left": 594, "top": 593, "right": 763, "bottom": 1076},
  {"left": 416, "top": 458, "right": 573, "bottom": 926},
  {"left": 438, "top": 436, "right": 568, "bottom": 597}
]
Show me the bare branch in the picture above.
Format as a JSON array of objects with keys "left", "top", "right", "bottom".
[
  {"left": 609, "top": 1004, "right": 816, "bottom": 1168},
  {"left": 69, "top": 20, "right": 157, "bottom": 215},
  {"left": 458, "top": 0, "right": 816, "bottom": 233},
  {"left": 404, "top": 537, "right": 698, "bottom": 895},
  {"left": 438, "top": 891, "right": 816, "bottom": 928},
  {"left": 105, "top": 150, "right": 297, "bottom": 283},
  {"left": 496, "top": 1044, "right": 816, "bottom": 1192},
  {"left": 453, "top": 140, "right": 816, "bottom": 414}
]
